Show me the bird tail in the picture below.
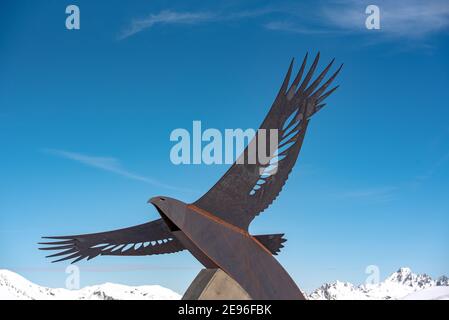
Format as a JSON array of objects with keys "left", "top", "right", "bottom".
[{"left": 253, "top": 234, "right": 287, "bottom": 255}]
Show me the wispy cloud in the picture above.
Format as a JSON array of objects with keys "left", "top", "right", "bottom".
[
  {"left": 335, "top": 149, "right": 449, "bottom": 201},
  {"left": 118, "top": 8, "right": 276, "bottom": 40},
  {"left": 118, "top": 10, "right": 216, "bottom": 40},
  {"left": 119, "top": 2, "right": 449, "bottom": 42},
  {"left": 43, "top": 149, "right": 192, "bottom": 193},
  {"left": 265, "top": 21, "right": 334, "bottom": 35},
  {"left": 411, "top": 150, "right": 449, "bottom": 187},
  {"left": 265, "top": 0, "right": 449, "bottom": 40},
  {"left": 336, "top": 186, "right": 397, "bottom": 202},
  {"left": 323, "top": 0, "right": 449, "bottom": 38}
]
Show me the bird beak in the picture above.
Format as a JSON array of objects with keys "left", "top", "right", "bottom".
[{"left": 148, "top": 197, "right": 157, "bottom": 204}]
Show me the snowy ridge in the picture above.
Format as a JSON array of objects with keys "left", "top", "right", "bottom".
[
  {"left": 1, "top": 267, "right": 448, "bottom": 300},
  {"left": 0, "top": 269, "right": 180, "bottom": 300},
  {"left": 308, "top": 267, "right": 449, "bottom": 300}
]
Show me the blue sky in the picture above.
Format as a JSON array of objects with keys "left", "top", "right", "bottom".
[{"left": 1, "top": 0, "right": 449, "bottom": 294}]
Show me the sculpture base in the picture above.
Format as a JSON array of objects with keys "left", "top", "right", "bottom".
[{"left": 182, "top": 268, "right": 252, "bottom": 300}]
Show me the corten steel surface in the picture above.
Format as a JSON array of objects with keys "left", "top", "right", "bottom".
[{"left": 39, "top": 53, "right": 342, "bottom": 300}]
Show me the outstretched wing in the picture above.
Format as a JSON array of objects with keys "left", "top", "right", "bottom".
[
  {"left": 39, "top": 218, "right": 185, "bottom": 263},
  {"left": 194, "top": 53, "right": 342, "bottom": 230}
]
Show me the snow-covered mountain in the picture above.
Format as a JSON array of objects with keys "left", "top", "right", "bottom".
[
  {"left": 308, "top": 267, "right": 449, "bottom": 300},
  {"left": 1, "top": 267, "right": 448, "bottom": 300},
  {"left": 0, "top": 269, "right": 181, "bottom": 300}
]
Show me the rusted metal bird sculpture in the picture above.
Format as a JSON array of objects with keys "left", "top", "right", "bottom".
[{"left": 39, "top": 53, "right": 342, "bottom": 300}]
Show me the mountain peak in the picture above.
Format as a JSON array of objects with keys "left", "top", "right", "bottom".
[
  {"left": 309, "top": 267, "right": 448, "bottom": 300},
  {"left": 437, "top": 275, "right": 449, "bottom": 286},
  {"left": 397, "top": 267, "right": 412, "bottom": 274},
  {"left": 385, "top": 267, "right": 433, "bottom": 288}
]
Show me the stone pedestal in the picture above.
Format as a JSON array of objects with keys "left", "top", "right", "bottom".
[{"left": 182, "top": 268, "right": 252, "bottom": 300}]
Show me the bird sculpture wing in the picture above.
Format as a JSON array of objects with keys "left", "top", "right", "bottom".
[
  {"left": 194, "top": 53, "right": 342, "bottom": 230},
  {"left": 39, "top": 218, "right": 185, "bottom": 263}
]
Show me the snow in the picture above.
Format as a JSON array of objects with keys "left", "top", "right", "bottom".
[
  {"left": 402, "top": 286, "right": 449, "bottom": 300},
  {"left": 1, "top": 267, "right": 447, "bottom": 300},
  {"left": 0, "top": 269, "right": 181, "bottom": 300},
  {"left": 308, "top": 267, "right": 448, "bottom": 300}
]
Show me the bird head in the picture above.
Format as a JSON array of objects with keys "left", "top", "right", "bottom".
[{"left": 148, "top": 196, "right": 186, "bottom": 231}]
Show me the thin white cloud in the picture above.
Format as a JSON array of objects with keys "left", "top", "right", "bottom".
[
  {"left": 265, "top": 21, "right": 335, "bottom": 35},
  {"left": 335, "top": 149, "right": 449, "bottom": 199},
  {"left": 118, "top": 8, "right": 277, "bottom": 40},
  {"left": 43, "top": 149, "right": 192, "bottom": 193},
  {"left": 323, "top": 0, "right": 449, "bottom": 38},
  {"left": 119, "top": 2, "right": 449, "bottom": 40},
  {"left": 412, "top": 150, "right": 449, "bottom": 186},
  {"left": 336, "top": 186, "right": 397, "bottom": 202},
  {"left": 118, "top": 10, "right": 216, "bottom": 40},
  {"left": 265, "top": 0, "right": 449, "bottom": 39}
]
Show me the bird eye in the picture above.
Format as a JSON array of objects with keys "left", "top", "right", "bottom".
[{"left": 160, "top": 197, "right": 166, "bottom": 201}]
